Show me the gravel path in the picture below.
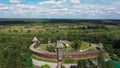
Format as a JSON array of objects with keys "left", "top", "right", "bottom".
[{"left": 32, "top": 59, "right": 77, "bottom": 68}]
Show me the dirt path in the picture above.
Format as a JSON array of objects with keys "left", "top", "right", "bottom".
[{"left": 32, "top": 59, "right": 77, "bottom": 68}]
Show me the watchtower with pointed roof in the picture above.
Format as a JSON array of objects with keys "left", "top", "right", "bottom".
[
  {"left": 32, "top": 36, "right": 40, "bottom": 48},
  {"left": 96, "top": 42, "right": 103, "bottom": 51}
]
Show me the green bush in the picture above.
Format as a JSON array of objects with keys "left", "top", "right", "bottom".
[
  {"left": 40, "top": 64, "right": 51, "bottom": 68},
  {"left": 77, "top": 59, "right": 87, "bottom": 68},
  {"left": 46, "top": 46, "right": 56, "bottom": 52},
  {"left": 27, "top": 30, "right": 32, "bottom": 33}
]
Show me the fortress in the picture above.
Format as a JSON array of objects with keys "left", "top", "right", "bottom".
[{"left": 30, "top": 37, "right": 104, "bottom": 60}]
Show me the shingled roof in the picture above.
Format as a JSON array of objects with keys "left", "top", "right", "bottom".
[
  {"left": 32, "top": 36, "right": 39, "bottom": 42},
  {"left": 56, "top": 40, "right": 64, "bottom": 48}
]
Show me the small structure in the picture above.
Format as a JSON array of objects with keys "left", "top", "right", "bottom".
[
  {"left": 56, "top": 40, "right": 65, "bottom": 68},
  {"left": 61, "top": 40, "right": 69, "bottom": 47},
  {"left": 47, "top": 38, "right": 52, "bottom": 47},
  {"left": 32, "top": 36, "right": 40, "bottom": 48},
  {"left": 96, "top": 42, "right": 103, "bottom": 51}
]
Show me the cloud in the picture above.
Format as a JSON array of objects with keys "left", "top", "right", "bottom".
[
  {"left": 70, "top": 0, "right": 80, "bottom": 4},
  {"left": 0, "top": 3, "right": 5, "bottom": 6},
  {"left": 0, "top": 3, "right": 9, "bottom": 10},
  {"left": 38, "top": 1, "right": 61, "bottom": 6},
  {"left": 84, "top": 0, "right": 120, "bottom": 6},
  {"left": 0, "top": 0, "right": 120, "bottom": 19},
  {"left": 9, "top": 0, "right": 24, "bottom": 3},
  {"left": 38, "top": 0, "right": 66, "bottom": 10}
]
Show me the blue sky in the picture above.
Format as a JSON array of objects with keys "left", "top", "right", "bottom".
[{"left": 0, "top": 0, "right": 120, "bottom": 19}]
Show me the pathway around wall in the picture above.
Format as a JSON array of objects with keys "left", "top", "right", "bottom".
[{"left": 32, "top": 59, "right": 77, "bottom": 68}]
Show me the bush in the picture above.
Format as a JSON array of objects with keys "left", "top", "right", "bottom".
[
  {"left": 40, "top": 64, "right": 51, "bottom": 68},
  {"left": 27, "top": 30, "right": 32, "bottom": 33},
  {"left": 46, "top": 46, "right": 56, "bottom": 52},
  {"left": 61, "top": 65, "right": 65, "bottom": 68},
  {"left": 77, "top": 59, "right": 87, "bottom": 68},
  {"left": 13, "top": 30, "right": 18, "bottom": 33}
]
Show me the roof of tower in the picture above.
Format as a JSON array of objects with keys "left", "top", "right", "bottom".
[
  {"left": 32, "top": 36, "right": 39, "bottom": 42},
  {"left": 56, "top": 40, "right": 64, "bottom": 48},
  {"left": 97, "top": 42, "right": 103, "bottom": 49}
]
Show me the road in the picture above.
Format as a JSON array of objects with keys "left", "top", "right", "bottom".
[{"left": 32, "top": 59, "right": 77, "bottom": 68}]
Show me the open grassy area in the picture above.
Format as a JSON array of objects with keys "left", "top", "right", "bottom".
[
  {"left": 79, "top": 42, "right": 90, "bottom": 50},
  {"left": 65, "top": 44, "right": 75, "bottom": 53},
  {"left": 64, "top": 59, "right": 77, "bottom": 64},
  {"left": 36, "top": 44, "right": 47, "bottom": 51},
  {"left": 36, "top": 41, "right": 93, "bottom": 53}
]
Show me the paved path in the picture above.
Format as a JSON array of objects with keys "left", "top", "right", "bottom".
[{"left": 32, "top": 59, "right": 77, "bottom": 68}]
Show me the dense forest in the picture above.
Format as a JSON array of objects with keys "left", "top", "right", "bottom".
[
  {"left": 0, "top": 19, "right": 120, "bottom": 68},
  {"left": 0, "top": 19, "right": 120, "bottom": 25}
]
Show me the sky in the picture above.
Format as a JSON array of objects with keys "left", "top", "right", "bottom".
[{"left": 0, "top": 0, "right": 120, "bottom": 19}]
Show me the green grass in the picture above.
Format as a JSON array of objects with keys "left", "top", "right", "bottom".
[
  {"left": 65, "top": 44, "right": 75, "bottom": 53},
  {"left": 79, "top": 42, "right": 91, "bottom": 50},
  {"left": 103, "top": 52, "right": 111, "bottom": 59},
  {"left": 64, "top": 59, "right": 77, "bottom": 64},
  {"left": 37, "top": 44, "right": 47, "bottom": 51},
  {"left": 36, "top": 42, "right": 92, "bottom": 53}
]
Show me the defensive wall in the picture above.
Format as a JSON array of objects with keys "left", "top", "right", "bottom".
[{"left": 30, "top": 42, "right": 102, "bottom": 60}]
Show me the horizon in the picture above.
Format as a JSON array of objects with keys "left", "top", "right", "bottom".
[
  {"left": 0, "top": 18, "right": 120, "bottom": 20},
  {"left": 0, "top": 18, "right": 120, "bottom": 21}
]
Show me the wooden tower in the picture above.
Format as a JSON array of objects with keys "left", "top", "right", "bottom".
[
  {"left": 56, "top": 40, "right": 64, "bottom": 68},
  {"left": 32, "top": 36, "right": 40, "bottom": 48}
]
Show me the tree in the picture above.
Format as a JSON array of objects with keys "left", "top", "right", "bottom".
[
  {"left": 72, "top": 40, "right": 82, "bottom": 50},
  {"left": 106, "top": 60, "right": 114, "bottom": 68},
  {"left": 81, "top": 26, "right": 86, "bottom": 30},
  {"left": 13, "top": 30, "right": 18, "bottom": 33},
  {"left": 21, "top": 53, "right": 34, "bottom": 68},
  {"left": 78, "top": 59, "right": 87, "bottom": 68},
  {"left": 27, "top": 30, "right": 32, "bottom": 33},
  {"left": 97, "top": 52, "right": 106, "bottom": 68}
]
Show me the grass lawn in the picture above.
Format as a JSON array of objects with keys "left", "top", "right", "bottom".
[
  {"left": 79, "top": 42, "right": 91, "bottom": 50},
  {"left": 36, "top": 44, "right": 47, "bottom": 51},
  {"left": 64, "top": 59, "right": 77, "bottom": 64}
]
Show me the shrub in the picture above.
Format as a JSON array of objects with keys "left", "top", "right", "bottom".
[
  {"left": 46, "top": 46, "right": 56, "bottom": 52},
  {"left": 40, "top": 64, "right": 51, "bottom": 68}
]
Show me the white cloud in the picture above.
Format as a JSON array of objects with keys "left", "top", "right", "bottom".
[
  {"left": 38, "top": 0, "right": 66, "bottom": 10},
  {"left": 0, "top": 0, "right": 120, "bottom": 18},
  {"left": 70, "top": 0, "right": 80, "bottom": 4},
  {"left": 38, "top": 1, "right": 61, "bottom": 6},
  {"left": 0, "top": 3, "right": 5, "bottom": 7},
  {"left": 9, "top": 0, "right": 23, "bottom": 3},
  {"left": 0, "top": 3, "right": 9, "bottom": 10}
]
